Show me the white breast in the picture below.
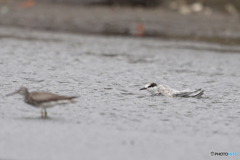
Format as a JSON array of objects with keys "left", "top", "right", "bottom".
[{"left": 38, "top": 100, "right": 73, "bottom": 109}]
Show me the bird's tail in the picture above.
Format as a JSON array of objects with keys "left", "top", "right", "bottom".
[
  {"left": 69, "top": 96, "right": 78, "bottom": 103},
  {"left": 174, "top": 89, "right": 204, "bottom": 98},
  {"left": 70, "top": 96, "right": 78, "bottom": 99}
]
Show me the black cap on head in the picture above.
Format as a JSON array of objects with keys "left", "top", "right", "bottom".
[{"left": 148, "top": 83, "right": 157, "bottom": 88}]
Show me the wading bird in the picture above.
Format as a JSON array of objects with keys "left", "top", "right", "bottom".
[{"left": 7, "top": 87, "right": 77, "bottom": 117}]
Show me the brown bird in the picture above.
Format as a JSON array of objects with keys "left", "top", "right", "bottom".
[{"left": 6, "top": 87, "right": 77, "bottom": 118}]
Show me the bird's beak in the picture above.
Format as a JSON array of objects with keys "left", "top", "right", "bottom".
[
  {"left": 140, "top": 87, "right": 147, "bottom": 90},
  {"left": 6, "top": 90, "right": 19, "bottom": 96}
]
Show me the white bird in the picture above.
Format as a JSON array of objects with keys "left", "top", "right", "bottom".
[{"left": 140, "top": 82, "right": 204, "bottom": 98}]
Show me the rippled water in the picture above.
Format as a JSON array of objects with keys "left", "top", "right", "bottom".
[{"left": 0, "top": 27, "right": 240, "bottom": 160}]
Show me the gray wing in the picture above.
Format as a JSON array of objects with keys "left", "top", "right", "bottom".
[
  {"left": 157, "top": 85, "right": 179, "bottom": 97},
  {"left": 30, "top": 92, "right": 77, "bottom": 102},
  {"left": 174, "top": 89, "right": 204, "bottom": 98}
]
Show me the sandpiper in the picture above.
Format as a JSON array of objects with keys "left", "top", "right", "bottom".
[
  {"left": 140, "top": 82, "right": 204, "bottom": 98},
  {"left": 6, "top": 87, "right": 77, "bottom": 117}
]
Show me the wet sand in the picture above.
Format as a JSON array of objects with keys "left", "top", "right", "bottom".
[{"left": 0, "top": 27, "right": 240, "bottom": 160}]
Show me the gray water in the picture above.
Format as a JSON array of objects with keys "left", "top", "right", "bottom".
[{"left": 0, "top": 27, "right": 240, "bottom": 160}]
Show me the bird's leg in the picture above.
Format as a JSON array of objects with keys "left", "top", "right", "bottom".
[
  {"left": 44, "top": 109, "right": 47, "bottom": 118},
  {"left": 41, "top": 110, "right": 44, "bottom": 117}
]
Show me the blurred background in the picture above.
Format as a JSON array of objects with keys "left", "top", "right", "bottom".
[
  {"left": 0, "top": 0, "right": 240, "bottom": 44},
  {"left": 6, "top": 0, "right": 240, "bottom": 9},
  {"left": 1, "top": 1, "right": 240, "bottom": 160}
]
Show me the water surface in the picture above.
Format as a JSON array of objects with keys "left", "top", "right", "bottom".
[{"left": 0, "top": 27, "right": 240, "bottom": 160}]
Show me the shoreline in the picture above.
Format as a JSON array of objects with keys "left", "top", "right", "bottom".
[{"left": 0, "top": 2, "right": 240, "bottom": 45}]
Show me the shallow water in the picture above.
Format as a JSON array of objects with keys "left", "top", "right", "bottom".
[{"left": 0, "top": 27, "right": 240, "bottom": 160}]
